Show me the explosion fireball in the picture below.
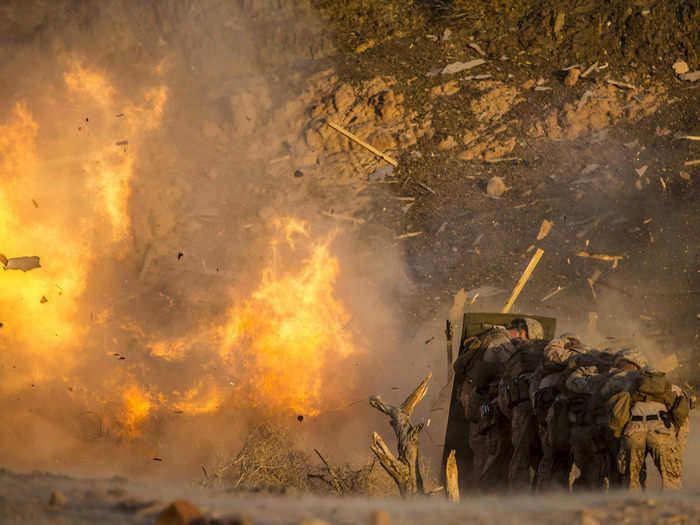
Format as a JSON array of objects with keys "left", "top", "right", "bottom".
[{"left": 0, "top": 59, "right": 360, "bottom": 445}]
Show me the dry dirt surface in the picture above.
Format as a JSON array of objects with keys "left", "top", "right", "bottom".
[
  {"left": 3, "top": 467, "right": 700, "bottom": 525},
  {"left": 1, "top": 0, "right": 699, "bottom": 522},
  {"left": 313, "top": 0, "right": 700, "bottom": 373}
]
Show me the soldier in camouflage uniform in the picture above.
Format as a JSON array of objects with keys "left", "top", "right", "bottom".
[
  {"left": 609, "top": 349, "right": 685, "bottom": 489},
  {"left": 530, "top": 334, "right": 590, "bottom": 491},
  {"left": 564, "top": 350, "right": 616, "bottom": 490},
  {"left": 454, "top": 318, "right": 535, "bottom": 490},
  {"left": 454, "top": 323, "right": 514, "bottom": 487},
  {"left": 599, "top": 348, "right": 647, "bottom": 488},
  {"left": 497, "top": 318, "right": 546, "bottom": 491}
]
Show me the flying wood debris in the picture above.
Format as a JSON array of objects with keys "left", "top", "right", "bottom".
[
  {"left": 580, "top": 61, "right": 599, "bottom": 78},
  {"left": 606, "top": 79, "right": 636, "bottom": 90},
  {"left": 416, "top": 181, "right": 436, "bottom": 195},
  {"left": 576, "top": 251, "right": 624, "bottom": 268},
  {"left": 502, "top": 248, "right": 544, "bottom": 313},
  {"left": 1, "top": 255, "right": 41, "bottom": 272},
  {"left": 468, "top": 42, "right": 486, "bottom": 56},
  {"left": 587, "top": 269, "right": 602, "bottom": 299},
  {"left": 483, "top": 157, "right": 521, "bottom": 164},
  {"left": 441, "top": 59, "right": 486, "bottom": 75},
  {"left": 540, "top": 286, "right": 564, "bottom": 302},
  {"left": 536, "top": 220, "right": 554, "bottom": 240},
  {"left": 394, "top": 232, "right": 423, "bottom": 240}
]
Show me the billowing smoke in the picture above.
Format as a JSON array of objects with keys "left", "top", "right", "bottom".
[{"left": 0, "top": 0, "right": 420, "bottom": 478}]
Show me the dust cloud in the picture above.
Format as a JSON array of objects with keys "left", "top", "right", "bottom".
[
  {"left": 1, "top": 1, "right": 697, "bottom": 493},
  {"left": 0, "top": 0, "right": 419, "bottom": 480}
]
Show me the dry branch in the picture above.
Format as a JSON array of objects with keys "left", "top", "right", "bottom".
[
  {"left": 369, "top": 373, "right": 432, "bottom": 497},
  {"left": 314, "top": 448, "right": 342, "bottom": 495},
  {"left": 326, "top": 120, "right": 398, "bottom": 167}
]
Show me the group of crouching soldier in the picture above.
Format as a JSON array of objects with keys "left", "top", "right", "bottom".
[{"left": 453, "top": 317, "right": 695, "bottom": 491}]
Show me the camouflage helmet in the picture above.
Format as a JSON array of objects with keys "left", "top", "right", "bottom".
[
  {"left": 613, "top": 348, "right": 648, "bottom": 369},
  {"left": 523, "top": 317, "right": 544, "bottom": 340},
  {"left": 509, "top": 317, "right": 544, "bottom": 340}
]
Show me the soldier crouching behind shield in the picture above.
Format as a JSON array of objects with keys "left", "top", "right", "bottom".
[
  {"left": 454, "top": 318, "right": 540, "bottom": 491},
  {"left": 497, "top": 318, "right": 547, "bottom": 491},
  {"left": 608, "top": 349, "right": 694, "bottom": 490},
  {"left": 530, "top": 334, "right": 590, "bottom": 491}
]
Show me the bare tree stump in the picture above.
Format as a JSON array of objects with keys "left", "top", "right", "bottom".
[
  {"left": 445, "top": 449, "right": 460, "bottom": 502},
  {"left": 369, "top": 373, "right": 432, "bottom": 497}
]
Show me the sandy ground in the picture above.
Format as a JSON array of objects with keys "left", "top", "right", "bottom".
[
  {"left": 1, "top": 1, "right": 699, "bottom": 522},
  {"left": 2, "top": 467, "right": 700, "bottom": 525}
]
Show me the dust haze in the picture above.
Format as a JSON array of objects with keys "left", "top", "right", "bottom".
[
  {"left": 0, "top": 0, "right": 421, "bottom": 480},
  {"left": 1, "top": 0, "right": 698, "bottom": 498}
]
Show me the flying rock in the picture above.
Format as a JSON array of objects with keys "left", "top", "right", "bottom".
[{"left": 486, "top": 176, "right": 506, "bottom": 197}]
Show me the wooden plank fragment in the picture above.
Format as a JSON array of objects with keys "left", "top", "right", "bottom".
[
  {"left": 502, "top": 248, "right": 544, "bottom": 313},
  {"left": 326, "top": 120, "right": 398, "bottom": 167}
]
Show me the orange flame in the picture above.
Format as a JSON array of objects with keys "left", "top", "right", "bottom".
[
  {"left": 0, "top": 103, "right": 85, "bottom": 391},
  {"left": 122, "top": 385, "right": 152, "bottom": 437},
  {"left": 0, "top": 60, "right": 167, "bottom": 417},
  {"left": 1, "top": 59, "right": 359, "bottom": 442},
  {"left": 220, "top": 219, "right": 358, "bottom": 416}
]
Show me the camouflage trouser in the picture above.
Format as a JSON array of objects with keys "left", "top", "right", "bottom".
[
  {"left": 469, "top": 422, "right": 488, "bottom": 482},
  {"left": 535, "top": 398, "right": 572, "bottom": 491},
  {"left": 570, "top": 425, "right": 608, "bottom": 490},
  {"left": 618, "top": 421, "right": 682, "bottom": 489},
  {"left": 481, "top": 410, "right": 513, "bottom": 490},
  {"left": 605, "top": 438, "right": 623, "bottom": 489},
  {"left": 677, "top": 418, "right": 690, "bottom": 455},
  {"left": 508, "top": 402, "right": 541, "bottom": 491}
]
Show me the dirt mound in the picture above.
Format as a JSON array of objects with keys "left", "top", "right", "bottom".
[
  {"left": 319, "top": 0, "right": 700, "bottom": 70},
  {"left": 507, "top": 0, "right": 699, "bottom": 69},
  {"left": 528, "top": 82, "right": 665, "bottom": 140},
  {"left": 303, "top": 74, "right": 425, "bottom": 183}
]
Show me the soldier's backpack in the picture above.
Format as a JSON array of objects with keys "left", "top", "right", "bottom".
[
  {"left": 465, "top": 357, "right": 501, "bottom": 391},
  {"left": 503, "top": 341, "right": 546, "bottom": 407},
  {"left": 633, "top": 370, "right": 675, "bottom": 406},
  {"left": 669, "top": 393, "right": 691, "bottom": 429},
  {"left": 633, "top": 370, "right": 691, "bottom": 430},
  {"left": 605, "top": 391, "right": 631, "bottom": 439},
  {"left": 568, "top": 350, "right": 615, "bottom": 373},
  {"left": 506, "top": 340, "right": 546, "bottom": 379}
]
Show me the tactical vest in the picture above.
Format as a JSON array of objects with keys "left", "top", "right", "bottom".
[{"left": 631, "top": 370, "right": 690, "bottom": 430}]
